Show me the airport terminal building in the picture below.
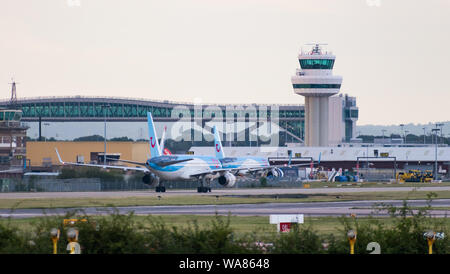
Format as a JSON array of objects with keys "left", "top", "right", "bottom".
[
  {"left": 0, "top": 94, "right": 358, "bottom": 146},
  {"left": 1, "top": 96, "right": 448, "bottom": 180},
  {"left": 1, "top": 44, "right": 448, "bottom": 180}
]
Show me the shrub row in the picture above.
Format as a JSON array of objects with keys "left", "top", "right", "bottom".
[{"left": 0, "top": 200, "right": 448, "bottom": 254}]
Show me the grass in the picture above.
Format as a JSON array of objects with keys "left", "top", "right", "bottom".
[
  {"left": 3, "top": 215, "right": 450, "bottom": 237},
  {"left": 0, "top": 190, "right": 450, "bottom": 209}
]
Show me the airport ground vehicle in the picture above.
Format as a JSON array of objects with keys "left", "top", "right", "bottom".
[{"left": 396, "top": 170, "right": 434, "bottom": 183}]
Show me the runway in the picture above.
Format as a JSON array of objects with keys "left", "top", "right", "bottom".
[
  {"left": 1, "top": 186, "right": 449, "bottom": 199},
  {"left": 1, "top": 199, "right": 449, "bottom": 219}
]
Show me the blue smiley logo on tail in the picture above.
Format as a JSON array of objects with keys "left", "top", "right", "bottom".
[
  {"left": 147, "top": 112, "right": 161, "bottom": 158},
  {"left": 213, "top": 125, "right": 225, "bottom": 159}
]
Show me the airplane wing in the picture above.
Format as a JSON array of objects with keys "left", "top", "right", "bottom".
[
  {"left": 269, "top": 162, "right": 316, "bottom": 168},
  {"left": 55, "top": 148, "right": 148, "bottom": 172},
  {"left": 0, "top": 168, "right": 24, "bottom": 173},
  {"left": 106, "top": 157, "right": 147, "bottom": 167},
  {"left": 259, "top": 151, "right": 322, "bottom": 170},
  {"left": 189, "top": 165, "right": 284, "bottom": 178},
  {"left": 154, "top": 158, "right": 193, "bottom": 167},
  {"left": 222, "top": 162, "right": 319, "bottom": 176},
  {"left": 188, "top": 160, "right": 320, "bottom": 179},
  {"left": 189, "top": 168, "right": 236, "bottom": 178}
]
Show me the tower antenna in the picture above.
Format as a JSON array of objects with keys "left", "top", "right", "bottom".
[
  {"left": 304, "top": 43, "right": 328, "bottom": 55},
  {"left": 9, "top": 78, "right": 18, "bottom": 109}
]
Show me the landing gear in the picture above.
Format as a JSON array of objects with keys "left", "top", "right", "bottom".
[
  {"left": 155, "top": 186, "right": 166, "bottom": 192},
  {"left": 197, "top": 186, "right": 211, "bottom": 193},
  {"left": 155, "top": 181, "right": 166, "bottom": 192},
  {"left": 197, "top": 177, "right": 212, "bottom": 193}
]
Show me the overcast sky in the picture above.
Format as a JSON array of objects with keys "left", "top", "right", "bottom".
[{"left": 1, "top": 0, "right": 449, "bottom": 126}]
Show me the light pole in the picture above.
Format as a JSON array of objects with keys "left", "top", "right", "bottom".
[
  {"left": 432, "top": 128, "right": 440, "bottom": 180},
  {"left": 436, "top": 123, "right": 444, "bottom": 145},
  {"left": 404, "top": 130, "right": 409, "bottom": 144},
  {"left": 400, "top": 124, "right": 405, "bottom": 144},
  {"left": 102, "top": 104, "right": 111, "bottom": 166},
  {"left": 366, "top": 145, "right": 369, "bottom": 172},
  {"left": 423, "top": 127, "right": 426, "bottom": 145},
  {"left": 381, "top": 129, "right": 386, "bottom": 145},
  {"left": 43, "top": 123, "right": 50, "bottom": 142}
]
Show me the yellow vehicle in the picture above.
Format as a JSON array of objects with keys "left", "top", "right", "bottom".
[
  {"left": 397, "top": 170, "right": 434, "bottom": 183},
  {"left": 421, "top": 170, "right": 433, "bottom": 182}
]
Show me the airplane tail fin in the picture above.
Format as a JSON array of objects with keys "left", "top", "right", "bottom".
[
  {"left": 160, "top": 126, "right": 167, "bottom": 153},
  {"left": 147, "top": 112, "right": 161, "bottom": 158},
  {"left": 213, "top": 125, "right": 225, "bottom": 159}
]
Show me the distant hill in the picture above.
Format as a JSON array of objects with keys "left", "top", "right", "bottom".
[{"left": 356, "top": 121, "right": 449, "bottom": 137}]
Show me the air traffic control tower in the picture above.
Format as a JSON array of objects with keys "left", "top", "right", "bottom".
[{"left": 291, "top": 44, "right": 342, "bottom": 146}]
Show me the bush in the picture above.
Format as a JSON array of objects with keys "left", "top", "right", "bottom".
[
  {"left": 0, "top": 221, "right": 27, "bottom": 254},
  {"left": 0, "top": 193, "right": 448, "bottom": 254},
  {"left": 326, "top": 197, "right": 450, "bottom": 254},
  {"left": 143, "top": 214, "right": 260, "bottom": 254},
  {"left": 76, "top": 211, "right": 149, "bottom": 254},
  {"left": 271, "top": 224, "right": 323, "bottom": 254}
]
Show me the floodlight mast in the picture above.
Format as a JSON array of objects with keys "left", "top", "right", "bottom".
[{"left": 432, "top": 127, "right": 441, "bottom": 180}]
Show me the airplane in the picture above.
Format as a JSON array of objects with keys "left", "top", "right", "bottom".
[
  {"left": 160, "top": 125, "right": 172, "bottom": 155},
  {"left": 55, "top": 112, "right": 239, "bottom": 193},
  {"left": 212, "top": 125, "right": 320, "bottom": 179}
]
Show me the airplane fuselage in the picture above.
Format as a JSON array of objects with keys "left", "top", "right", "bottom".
[
  {"left": 146, "top": 155, "right": 222, "bottom": 181},
  {"left": 219, "top": 156, "right": 270, "bottom": 175}
]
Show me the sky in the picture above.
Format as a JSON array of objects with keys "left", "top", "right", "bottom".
[{"left": 1, "top": 0, "right": 449, "bottom": 126}]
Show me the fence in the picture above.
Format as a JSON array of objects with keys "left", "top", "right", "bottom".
[
  {"left": 0, "top": 178, "right": 102, "bottom": 192},
  {"left": 0, "top": 176, "right": 304, "bottom": 192},
  {"left": 358, "top": 168, "right": 397, "bottom": 181}
]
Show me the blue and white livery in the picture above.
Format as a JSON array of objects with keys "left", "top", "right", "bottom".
[
  {"left": 212, "top": 126, "right": 321, "bottom": 179},
  {"left": 55, "top": 112, "right": 238, "bottom": 193},
  {"left": 213, "top": 126, "right": 284, "bottom": 178}
]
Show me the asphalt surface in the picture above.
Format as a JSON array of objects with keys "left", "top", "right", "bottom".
[
  {"left": 1, "top": 199, "right": 449, "bottom": 218},
  {"left": 1, "top": 186, "right": 450, "bottom": 199}
]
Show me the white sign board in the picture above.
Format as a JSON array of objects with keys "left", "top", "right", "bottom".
[
  {"left": 270, "top": 214, "right": 304, "bottom": 232},
  {"left": 270, "top": 214, "right": 304, "bottom": 224}
]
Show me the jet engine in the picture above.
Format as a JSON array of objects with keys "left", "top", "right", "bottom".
[
  {"left": 218, "top": 172, "right": 236, "bottom": 188},
  {"left": 266, "top": 167, "right": 284, "bottom": 178},
  {"left": 142, "top": 173, "right": 159, "bottom": 187}
]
